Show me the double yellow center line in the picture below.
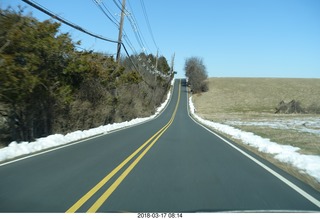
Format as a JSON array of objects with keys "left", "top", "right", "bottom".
[{"left": 66, "top": 80, "right": 181, "bottom": 213}]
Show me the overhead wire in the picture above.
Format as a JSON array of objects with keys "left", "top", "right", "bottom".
[
  {"left": 112, "top": 0, "right": 161, "bottom": 57},
  {"left": 91, "top": 0, "right": 147, "bottom": 67},
  {"left": 22, "top": 0, "right": 165, "bottom": 87},
  {"left": 93, "top": 0, "right": 145, "bottom": 54},
  {"left": 111, "top": 0, "right": 152, "bottom": 54},
  {"left": 93, "top": 0, "right": 164, "bottom": 78},
  {"left": 122, "top": 34, "right": 136, "bottom": 54},
  {"left": 126, "top": 0, "right": 152, "bottom": 54},
  {"left": 92, "top": 0, "right": 136, "bottom": 54},
  {"left": 21, "top": 1, "right": 139, "bottom": 75},
  {"left": 21, "top": 0, "right": 120, "bottom": 44},
  {"left": 92, "top": 0, "right": 119, "bottom": 28},
  {"left": 112, "top": 0, "right": 123, "bottom": 12},
  {"left": 139, "top": 0, "right": 158, "bottom": 51},
  {"left": 121, "top": 1, "right": 163, "bottom": 77}
]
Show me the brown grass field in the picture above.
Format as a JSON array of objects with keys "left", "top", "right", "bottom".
[{"left": 192, "top": 77, "right": 320, "bottom": 190}]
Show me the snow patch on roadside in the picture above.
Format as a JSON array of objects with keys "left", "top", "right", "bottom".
[
  {"left": 226, "top": 119, "right": 320, "bottom": 136},
  {"left": 189, "top": 96, "right": 320, "bottom": 183},
  {"left": 0, "top": 82, "right": 173, "bottom": 163}
]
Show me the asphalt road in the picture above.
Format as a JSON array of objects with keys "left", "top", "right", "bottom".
[{"left": 0, "top": 79, "right": 319, "bottom": 212}]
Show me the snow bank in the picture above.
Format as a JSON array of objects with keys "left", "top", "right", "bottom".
[
  {"left": 0, "top": 82, "right": 173, "bottom": 163},
  {"left": 189, "top": 96, "right": 320, "bottom": 183},
  {"left": 226, "top": 118, "right": 320, "bottom": 135}
]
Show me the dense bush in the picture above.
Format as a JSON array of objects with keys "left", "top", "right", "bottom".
[
  {"left": 184, "top": 56, "right": 208, "bottom": 93},
  {"left": 0, "top": 7, "right": 172, "bottom": 144}
]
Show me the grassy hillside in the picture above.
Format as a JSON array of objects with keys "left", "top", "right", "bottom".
[{"left": 193, "top": 77, "right": 320, "bottom": 116}]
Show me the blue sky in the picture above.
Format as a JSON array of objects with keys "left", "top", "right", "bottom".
[{"left": 1, "top": 0, "right": 320, "bottom": 78}]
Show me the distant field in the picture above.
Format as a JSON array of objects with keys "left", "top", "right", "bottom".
[
  {"left": 193, "top": 77, "right": 320, "bottom": 115},
  {"left": 193, "top": 77, "right": 320, "bottom": 189},
  {"left": 193, "top": 77, "right": 320, "bottom": 154}
]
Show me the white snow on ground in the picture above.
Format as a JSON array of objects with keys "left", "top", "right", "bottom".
[
  {"left": 189, "top": 96, "right": 320, "bottom": 183},
  {"left": 226, "top": 118, "right": 320, "bottom": 136},
  {"left": 0, "top": 80, "right": 174, "bottom": 163}
]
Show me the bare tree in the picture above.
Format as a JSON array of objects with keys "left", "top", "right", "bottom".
[{"left": 184, "top": 57, "right": 208, "bottom": 93}]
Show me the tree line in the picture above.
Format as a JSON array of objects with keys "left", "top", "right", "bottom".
[{"left": 0, "top": 7, "right": 172, "bottom": 145}]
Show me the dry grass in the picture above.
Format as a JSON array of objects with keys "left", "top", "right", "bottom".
[
  {"left": 193, "top": 77, "right": 320, "bottom": 155},
  {"left": 194, "top": 77, "right": 320, "bottom": 115},
  {"left": 232, "top": 126, "right": 320, "bottom": 155},
  {"left": 193, "top": 77, "right": 320, "bottom": 190}
]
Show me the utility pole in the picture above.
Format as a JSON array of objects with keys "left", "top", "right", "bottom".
[
  {"left": 170, "top": 52, "right": 175, "bottom": 75},
  {"left": 155, "top": 49, "right": 159, "bottom": 70},
  {"left": 116, "top": 0, "right": 126, "bottom": 64}
]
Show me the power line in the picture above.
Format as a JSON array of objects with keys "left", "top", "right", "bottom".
[
  {"left": 108, "top": 0, "right": 158, "bottom": 55},
  {"left": 112, "top": 0, "right": 123, "bottom": 12},
  {"left": 21, "top": 0, "right": 162, "bottom": 87},
  {"left": 140, "top": 0, "right": 158, "bottom": 50},
  {"left": 126, "top": 0, "right": 151, "bottom": 53},
  {"left": 111, "top": 0, "right": 151, "bottom": 54},
  {"left": 127, "top": 14, "right": 147, "bottom": 52},
  {"left": 123, "top": 34, "right": 137, "bottom": 54},
  {"left": 20, "top": 1, "right": 137, "bottom": 71},
  {"left": 22, "top": 0, "right": 120, "bottom": 44},
  {"left": 92, "top": 0, "right": 119, "bottom": 28},
  {"left": 110, "top": 0, "right": 153, "bottom": 54},
  {"left": 91, "top": 0, "right": 139, "bottom": 55}
]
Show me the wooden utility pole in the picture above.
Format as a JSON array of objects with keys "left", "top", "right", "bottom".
[
  {"left": 155, "top": 49, "right": 159, "bottom": 70},
  {"left": 116, "top": 0, "right": 126, "bottom": 64},
  {"left": 170, "top": 52, "right": 175, "bottom": 74}
]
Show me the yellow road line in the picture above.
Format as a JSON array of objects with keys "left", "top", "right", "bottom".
[
  {"left": 88, "top": 83, "right": 181, "bottom": 212},
  {"left": 66, "top": 80, "right": 181, "bottom": 213},
  {"left": 66, "top": 124, "right": 168, "bottom": 213},
  {"left": 88, "top": 119, "right": 174, "bottom": 212}
]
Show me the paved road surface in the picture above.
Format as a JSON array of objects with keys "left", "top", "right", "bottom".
[{"left": 0, "top": 79, "right": 319, "bottom": 212}]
